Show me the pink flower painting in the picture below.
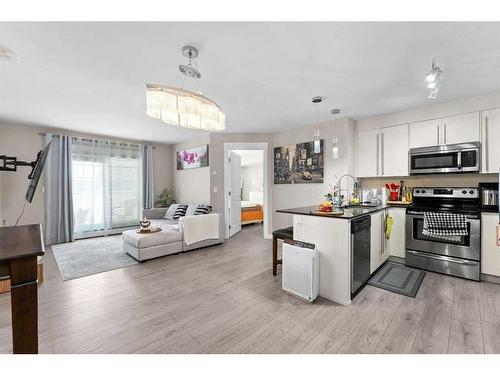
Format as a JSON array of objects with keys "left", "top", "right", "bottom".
[{"left": 177, "top": 145, "right": 209, "bottom": 170}]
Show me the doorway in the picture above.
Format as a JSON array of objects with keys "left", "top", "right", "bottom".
[{"left": 223, "top": 143, "right": 270, "bottom": 239}]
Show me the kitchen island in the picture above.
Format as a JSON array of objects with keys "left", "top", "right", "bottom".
[{"left": 277, "top": 204, "right": 395, "bottom": 305}]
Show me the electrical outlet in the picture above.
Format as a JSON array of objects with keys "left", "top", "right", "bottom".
[
  {"left": 213, "top": 187, "right": 218, "bottom": 193},
  {"left": 497, "top": 225, "right": 500, "bottom": 247}
]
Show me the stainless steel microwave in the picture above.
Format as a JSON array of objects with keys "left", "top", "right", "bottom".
[{"left": 409, "top": 142, "right": 481, "bottom": 175}]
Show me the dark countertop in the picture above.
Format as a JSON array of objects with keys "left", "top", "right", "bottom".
[{"left": 276, "top": 203, "right": 394, "bottom": 220}]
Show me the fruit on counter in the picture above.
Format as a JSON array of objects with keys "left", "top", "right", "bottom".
[{"left": 319, "top": 201, "right": 333, "bottom": 212}]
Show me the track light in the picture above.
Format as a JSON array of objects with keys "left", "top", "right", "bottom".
[{"left": 428, "top": 87, "right": 439, "bottom": 99}]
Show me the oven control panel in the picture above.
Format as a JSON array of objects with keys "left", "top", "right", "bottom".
[{"left": 413, "top": 187, "right": 479, "bottom": 199}]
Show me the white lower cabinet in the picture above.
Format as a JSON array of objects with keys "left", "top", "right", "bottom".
[
  {"left": 370, "top": 210, "right": 389, "bottom": 273},
  {"left": 386, "top": 207, "right": 406, "bottom": 259},
  {"left": 481, "top": 213, "right": 500, "bottom": 277}
]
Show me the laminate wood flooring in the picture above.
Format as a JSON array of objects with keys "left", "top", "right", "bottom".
[{"left": 1, "top": 223, "right": 500, "bottom": 354}]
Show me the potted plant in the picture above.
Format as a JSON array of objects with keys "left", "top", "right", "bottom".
[{"left": 154, "top": 188, "right": 176, "bottom": 208}]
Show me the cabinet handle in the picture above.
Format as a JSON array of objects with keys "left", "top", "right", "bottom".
[
  {"left": 376, "top": 133, "right": 380, "bottom": 176},
  {"left": 485, "top": 116, "right": 490, "bottom": 172},
  {"left": 381, "top": 133, "right": 385, "bottom": 176},
  {"left": 437, "top": 125, "right": 440, "bottom": 145},
  {"left": 444, "top": 123, "right": 447, "bottom": 144}
]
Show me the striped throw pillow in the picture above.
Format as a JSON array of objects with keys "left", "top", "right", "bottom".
[
  {"left": 195, "top": 205, "right": 212, "bottom": 215},
  {"left": 172, "top": 204, "right": 188, "bottom": 219}
]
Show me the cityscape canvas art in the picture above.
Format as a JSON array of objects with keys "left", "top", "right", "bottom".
[
  {"left": 177, "top": 144, "right": 209, "bottom": 170},
  {"left": 274, "top": 140, "right": 324, "bottom": 184}
]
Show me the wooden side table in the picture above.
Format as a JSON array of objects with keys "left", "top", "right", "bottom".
[{"left": 0, "top": 224, "right": 45, "bottom": 354}]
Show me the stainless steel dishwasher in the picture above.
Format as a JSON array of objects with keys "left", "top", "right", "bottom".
[{"left": 351, "top": 215, "right": 371, "bottom": 295}]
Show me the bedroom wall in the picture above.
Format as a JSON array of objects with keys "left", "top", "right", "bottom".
[
  {"left": 172, "top": 134, "right": 211, "bottom": 205},
  {"left": 272, "top": 117, "right": 357, "bottom": 230},
  {"left": 241, "top": 164, "right": 264, "bottom": 201},
  {"left": 0, "top": 122, "right": 174, "bottom": 228}
]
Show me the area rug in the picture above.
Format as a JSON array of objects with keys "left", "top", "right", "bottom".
[
  {"left": 368, "top": 262, "right": 426, "bottom": 298},
  {"left": 51, "top": 235, "right": 138, "bottom": 281}
]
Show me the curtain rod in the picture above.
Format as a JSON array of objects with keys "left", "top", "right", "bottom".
[{"left": 38, "top": 132, "right": 156, "bottom": 149}]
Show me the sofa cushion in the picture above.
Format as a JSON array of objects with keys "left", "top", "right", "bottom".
[
  {"left": 122, "top": 229, "right": 182, "bottom": 249},
  {"left": 163, "top": 204, "right": 179, "bottom": 220}
]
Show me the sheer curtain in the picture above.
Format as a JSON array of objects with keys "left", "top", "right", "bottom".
[{"left": 71, "top": 138, "right": 143, "bottom": 237}]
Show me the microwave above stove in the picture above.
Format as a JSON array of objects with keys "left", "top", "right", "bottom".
[{"left": 409, "top": 142, "right": 481, "bottom": 175}]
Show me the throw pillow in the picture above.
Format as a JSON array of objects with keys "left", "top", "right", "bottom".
[
  {"left": 185, "top": 203, "right": 199, "bottom": 216},
  {"left": 195, "top": 205, "right": 212, "bottom": 215},
  {"left": 173, "top": 204, "right": 188, "bottom": 220},
  {"left": 163, "top": 204, "right": 179, "bottom": 220}
]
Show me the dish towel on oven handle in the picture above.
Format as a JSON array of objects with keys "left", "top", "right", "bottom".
[{"left": 422, "top": 212, "right": 468, "bottom": 242}]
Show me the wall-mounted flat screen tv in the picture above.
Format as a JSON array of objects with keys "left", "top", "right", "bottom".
[{"left": 25, "top": 140, "right": 53, "bottom": 203}]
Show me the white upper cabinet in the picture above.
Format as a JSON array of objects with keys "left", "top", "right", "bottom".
[
  {"left": 357, "top": 128, "right": 380, "bottom": 177},
  {"left": 409, "top": 119, "right": 441, "bottom": 148},
  {"left": 482, "top": 108, "right": 500, "bottom": 173},
  {"left": 441, "top": 112, "right": 480, "bottom": 145},
  {"left": 381, "top": 124, "right": 409, "bottom": 177}
]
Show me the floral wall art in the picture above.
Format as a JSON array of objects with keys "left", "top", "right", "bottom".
[{"left": 176, "top": 144, "right": 209, "bottom": 170}]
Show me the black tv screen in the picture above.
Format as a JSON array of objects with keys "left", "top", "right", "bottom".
[{"left": 25, "top": 140, "right": 53, "bottom": 203}]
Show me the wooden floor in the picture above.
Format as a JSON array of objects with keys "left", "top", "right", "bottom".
[{"left": 1, "top": 223, "right": 500, "bottom": 354}]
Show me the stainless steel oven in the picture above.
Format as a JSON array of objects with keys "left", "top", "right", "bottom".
[
  {"left": 405, "top": 187, "right": 481, "bottom": 281},
  {"left": 409, "top": 142, "right": 480, "bottom": 175}
]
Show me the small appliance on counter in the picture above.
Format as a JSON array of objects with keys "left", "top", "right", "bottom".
[{"left": 479, "top": 182, "right": 499, "bottom": 212}]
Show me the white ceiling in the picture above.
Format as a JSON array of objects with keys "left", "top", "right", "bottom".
[
  {"left": 1, "top": 22, "right": 500, "bottom": 144},
  {"left": 232, "top": 150, "right": 264, "bottom": 167}
]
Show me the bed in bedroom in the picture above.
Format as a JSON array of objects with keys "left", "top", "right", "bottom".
[{"left": 241, "top": 191, "right": 264, "bottom": 225}]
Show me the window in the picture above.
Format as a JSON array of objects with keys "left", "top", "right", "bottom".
[{"left": 71, "top": 138, "right": 142, "bottom": 236}]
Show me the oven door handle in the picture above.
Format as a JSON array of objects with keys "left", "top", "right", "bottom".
[
  {"left": 406, "top": 211, "right": 480, "bottom": 220},
  {"left": 407, "top": 250, "right": 478, "bottom": 265},
  {"left": 406, "top": 211, "right": 423, "bottom": 216}
]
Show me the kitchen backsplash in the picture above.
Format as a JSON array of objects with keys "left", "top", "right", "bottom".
[{"left": 359, "top": 173, "right": 499, "bottom": 190}]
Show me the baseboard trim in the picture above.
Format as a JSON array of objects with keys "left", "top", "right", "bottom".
[
  {"left": 481, "top": 273, "right": 500, "bottom": 284},
  {"left": 388, "top": 255, "right": 406, "bottom": 265}
]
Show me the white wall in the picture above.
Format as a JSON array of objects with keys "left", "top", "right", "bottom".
[
  {"left": 0, "top": 124, "right": 45, "bottom": 226},
  {"left": 0, "top": 122, "right": 173, "bottom": 227},
  {"left": 241, "top": 164, "right": 263, "bottom": 201},
  {"left": 172, "top": 134, "right": 211, "bottom": 205},
  {"left": 272, "top": 117, "right": 356, "bottom": 229}
]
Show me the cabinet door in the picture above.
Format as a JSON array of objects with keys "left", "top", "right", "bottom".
[
  {"left": 357, "top": 129, "right": 380, "bottom": 177},
  {"left": 370, "top": 211, "right": 384, "bottom": 274},
  {"left": 409, "top": 119, "right": 441, "bottom": 148},
  {"left": 442, "top": 112, "right": 480, "bottom": 145},
  {"left": 386, "top": 208, "right": 406, "bottom": 258},
  {"left": 482, "top": 108, "right": 500, "bottom": 173},
  {"left": 381, "top": 124, "right": 409, "bottom": 176},
  {"left": 481, "top": 213, "right": 500, "bottom": 277}
]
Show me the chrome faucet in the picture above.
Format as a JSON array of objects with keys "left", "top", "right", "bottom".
[{"left": 335, "top": 174, "right": 358, "bottom": 206}]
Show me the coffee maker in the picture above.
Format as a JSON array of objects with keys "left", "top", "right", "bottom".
[{"left": 479, "top": 182, "right": 499, "bottom": 212}]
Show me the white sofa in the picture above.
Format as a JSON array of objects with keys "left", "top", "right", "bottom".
[{"left": 122, "top": 207, "right": 223, "bottom": 261}]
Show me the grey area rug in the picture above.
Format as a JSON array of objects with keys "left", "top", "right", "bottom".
[
  {"left": 51, "top": 235, "right": 138, "bottom": 281},
  {"left": 368, "top": 262, "right": 426, "bottom": 298}
]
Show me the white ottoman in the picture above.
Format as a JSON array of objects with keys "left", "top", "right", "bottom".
[{"left": 122, "top": 229, "right": 183, "bottom": 261}]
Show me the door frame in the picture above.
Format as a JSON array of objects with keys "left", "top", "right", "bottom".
[{"left": 223, "top": 142, "right": 270, "bottom": 240}]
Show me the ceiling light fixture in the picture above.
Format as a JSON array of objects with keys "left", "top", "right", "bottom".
[
  {"left": 426, "top": 60, "right": 441, "bottom": 99},
  {"left": 331, "top": 109, "right": 341, "bottom": 159},
  {"left": 146, "top": 45, "right": 225, "bottom": 131},
  {"left": 312, "top": 96, "right": 323, "bottom": 154}
]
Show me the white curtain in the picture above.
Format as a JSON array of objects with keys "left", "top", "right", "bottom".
[
  {"left": 142, "top": 145, "right": 154, "bottom": 209},
  {"left": 71, "top": 138, "right": 143, "bottom": 236}
]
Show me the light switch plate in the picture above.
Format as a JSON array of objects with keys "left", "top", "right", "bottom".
[
  {"left": 213, "top": 187, "right": 218, "bottom": 193},
  {"left": 497, "top": 225, "right": 500, "bottom": 247}
]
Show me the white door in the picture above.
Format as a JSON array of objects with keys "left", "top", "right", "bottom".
[
  {"left": 381, "top": 124, "right": 409, "bottom": 176},
  {"left": 409, "top": 119, "right": 441, "bottom": 148},
  {"left": 482, "top": 108, "right": 500, "bottom": 173},
  {"left": 357, "top": 129, "right": 380, "bottom": 177},
  {"left": 228, "top": 151, "right": 241, "bottom": 237},
  {"left": 442, "top": 112, "right": 480, "bottom": 145}
]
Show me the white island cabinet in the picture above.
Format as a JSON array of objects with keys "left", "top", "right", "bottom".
[{"left": 293, "top": 215, "right": 352, "bottom": 305}]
